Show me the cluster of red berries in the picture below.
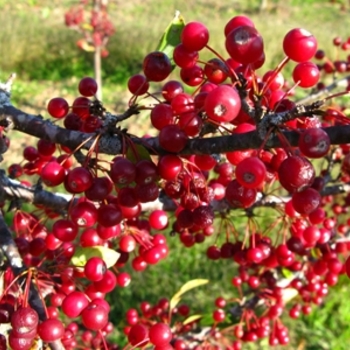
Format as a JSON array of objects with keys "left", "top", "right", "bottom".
[
  {"left": 65, "top": 1, "right": 115, "bottom": 57},
  {"left": 314, "top": 35, "right": 350, "bottom": 90},
  {"left": 3, "top": 9, "right": 350, "bottom": 350}
]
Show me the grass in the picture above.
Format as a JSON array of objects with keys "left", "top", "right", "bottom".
[{"left": 2, "top": 0, "right": 350, "bottom": 349}]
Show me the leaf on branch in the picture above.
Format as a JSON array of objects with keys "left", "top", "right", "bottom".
[
  {"left": 76, "top": 39, "right": 95, "bottom": 52},
  {"left": 156, "top": 10, "right": 185, "bottom": 67},
  {"left": 183, "top": 314, "right": 203, "bottom": 325},
  {"left": 170, "top": 279, "right": 209, "bottom": 311},
  {"left": 81, "top": 23, "right": 94, "bottom": 31},
  {"left": 126, "top": 143, "right": 152, "bottom": 163},
  {"left": 71, "top": 246, "right": 120, "bottom": 268}
]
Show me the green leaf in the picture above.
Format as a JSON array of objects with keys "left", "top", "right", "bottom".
[
  {"left": 170, "top": 279, "right": 209, "bottom": 311},
  {"left": 156, "top": 10, "right": 185, "bottom": 66},
  {"left": 281, "top": 267, "right": 294, "bottom": 279},
  {"left": 126, "top": 143, "right": 152, "bottom": 163},
  {"left": 183, "top": 314, "right": 203, "bottom": 325},
  {"left": 71, "top": 246, "right": 120, "bottom": 268}
]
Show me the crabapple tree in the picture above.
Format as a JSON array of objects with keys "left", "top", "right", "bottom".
[
  {"left": 65, "top": 0, "right": 115, "bottom": 100},
  {"left": 1, "top": 9, "right": 350, "bottom": 350}
]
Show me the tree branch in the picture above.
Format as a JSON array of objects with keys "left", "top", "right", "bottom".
[{"left": 1, "top": 101, "right": 350, "bottom": 156}]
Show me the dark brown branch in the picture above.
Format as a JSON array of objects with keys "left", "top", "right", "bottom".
[
  {"left": 2, "top": 101, "right": 350, "bottom": 156},
  {"left": 2, "top": 169, "right": 350, "bottom": 216},
  {"left": 0, "top": 172, "right": 71, "bottom": 212}
]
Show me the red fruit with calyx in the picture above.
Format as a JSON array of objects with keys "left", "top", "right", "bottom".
[
  {"left": 225, "top": 25, "right": 264, "bottom": 65},
  {"left": 235, "top": 156, "right": 266, "bottom": 189},
  {"left": 225, "top": 179, "right": 257, "bottom": 208},
  {"left": 66, "top": 167, "right": 93, "bottom": 193},
  {"left": 298, "top": 128, "right": 330, "bottom": 158},
  {"left": 205, "top": 85, "right": 241, "bottom": 123},
  {"left": 110, "top": 157, "right": 136, "bottom": 185},
  {"left": 278, "top": 155, "right": 315, "bottom": 193},
  {"left": 10, "top": 307, "right": 39, "bottom": 335}
]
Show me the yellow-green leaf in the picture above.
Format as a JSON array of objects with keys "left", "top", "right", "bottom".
[
  {"left": 81, "top": 23, "right": 94, "bottom": 31},
  {"left": 183, "top": 314, "right": 203, "bottom": 325},
  {"left": 77, "top": 39, "right": 95, "bottom": 52},
  {"left": 281, "top": 267, "right": 294, "bottom": 279},
  {"left": 71, "top": 246, "right": 120, "bottom": 268},
  {"left": 170, "top": 279, "right": 209, "bottom": 310},
  {"left": 156, "top": 10, "right": 185, "bottom": 66}
]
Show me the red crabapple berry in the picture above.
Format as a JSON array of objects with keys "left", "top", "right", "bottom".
[
  {"left": 173, "top": 43, "right": 199, "bottom": 69},
  {"left": 81, "top": 303, "right": 109, "bottom": 331},
  {"left": 40, "top": 161, "right": 66, "bottom": 187},
  {"left": 84, "top": 257, "right": 107, "bottom": 282},
  {"left": 204, "top": 58, "right": 228, "bottom": 84},
  {"left": 149, "top": 323, "right": 172, "bottom": 346},
  {"left": 78, "top": 77, "right": 98, "bottom": 97},
  {"left": 143, "top": 51, "right": 172, "bottom": 82},
  {"left": 159, "top": 125, "right": 188, "bottom": 153},
  {"left": 224, "top": 15, "right": 255, "bottom": 36},
  {"left": 128, "top": 74, "right": 149, "bottom": 95},
  {"left": 149, "top": 210, "right": 169, "bottom": 230},
  {"left": 10, "top": 307, "right": 39, "bottom": 334},
  {"left": 158, "top": 154, "right": 183, "bottom": 180},
  {"left": 225, "top": 25, "right": 264, "bottom": 65},
  {"left": 292, "top": 61, "right": 320, "bottom": 88},
  {"left": 161, "top": 80, "right": 184, "bottom": 101},
  {"left": 128, "top": 324, "right": 149, "bottom": 347},
  {"left": 225, "top": 179, "right": 257, "bottom": 208},
  {"left": 283, "top": 28, "right": 317, "bottom": 62},
  {"left": 292, "top": 187, "right": 321, "bottom": 215},
  {"left": 212, "top": 309, "right": 226, "bottom": 322},
  {"left": 204, "top": 85, "right": 241, "bottom": 123},
  {"left": 38, "top": 318, "right": 65, "bottom": 342},
  {"left": 181, "top": 21, "right": 209, "bottom": 51},
  {"left": 298, "top": 128, "right": 331, "bottom": 158},
  {"left": 150, "top": 104, "right": 174, "bottom": 130},
  {"left": 235, "top": 156, "right": 266, "bottom": 189},
  {"left": 278, "top": 155, "right": 315, "bottom": 193},
  {"left": 61, "top": 291, "right": 89, "bottom": 318},
  {"left": 47, "top": 97, "right": 69, "bottom": 119}
]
